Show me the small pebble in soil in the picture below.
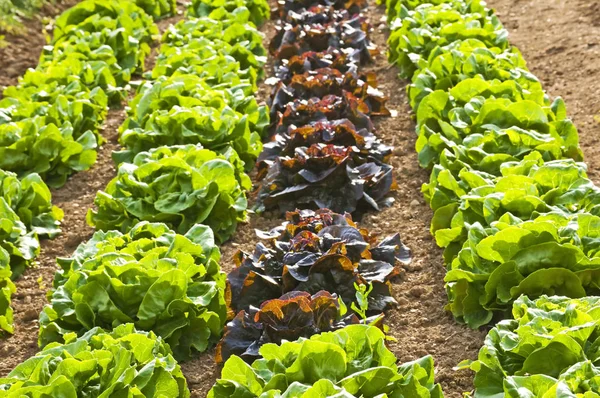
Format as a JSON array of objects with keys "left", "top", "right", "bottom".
[
  {"left": 409, "top": 286, "right": 427, "bottom": 298},
  {"left": 22, "top": 309, "right": 39, "bottom": 322},
  {"left": 396, "top": 297, "right": 410, "bottom": 307}
]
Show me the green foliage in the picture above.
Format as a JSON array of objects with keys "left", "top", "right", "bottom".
[
  {"left": 407, "top": 39, "right": 544, "bottom": 111},
  {"left": 387, "top": 0, "right": 507, "bottom": 79},
  {"left": 462, "top": 295, "right": 600, "bottom": 397},
  {"left": 209, "top": 324, "right": 444, "bottom": 397},
  {"left": 39, "top": 221, "right": 227, "bottom": 360},
  {"left": 114, "top": 74, "right": 268, "bottom": 167},
  {"left": 0, "top": 89, "right": 106, "bottom": 187},
  {"left": 0, "top": 0, "right": 160, "bottom": 187},
  {"left": 89, "top": 144, "right": 250, "bottom": 243},
  {"left": 0, "top": 169, "right": 63, "bottom": 238},
  {"left": 187, "top": 0, "right": 270, "bottom": 27},
  {"left": 157, "top": 11, "right": 268, "bottom": 86},
  {"left": 0, "top": 0, "right": 45, "bottom": 34},
  {"left": 0, "top": 248, "right": 16, "bottom": 335},
  {"left": 0, "top": 323, "right": 190, "bottom": 396},
  {"left": 0, "top": 169, "right": 63, "bottom": 334},
  {"left": 47, "top": 0, "right": 158, "bottom": 88},
  {"left": 384, "top": 0, "right": 591, "bottom": 328},
  {"left": 134, "top": 0, "right": 177, "bottom": 19}
]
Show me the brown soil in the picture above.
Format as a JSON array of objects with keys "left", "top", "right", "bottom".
[
  {"left": 0, "top": 0, "right": 82, "bottom": 89},
  {"left": 1, "top": 1, "right": 599, "bottom": 398}
]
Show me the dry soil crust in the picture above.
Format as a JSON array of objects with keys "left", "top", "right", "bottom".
[{"left": 1, "top": 1, "right": 599, "bottom": 398}]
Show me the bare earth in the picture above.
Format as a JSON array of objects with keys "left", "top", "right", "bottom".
[{"left": 0, "top": 1, "right": 599, "bottom": 398}]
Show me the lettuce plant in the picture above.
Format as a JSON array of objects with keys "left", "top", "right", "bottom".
[
  {"left": 227, "top": 209, "right": 410, "bottom": 314},
  {"left": 39, "top": 221, "right": 227, "bottom": 360},
  {"left": 0, "top": 170, "right": 63, "bottom": 238},
  {"left": 187, "top": 0, "right": 270, "bottom": 26},
  {"left": 461, "top": 295, "right": 600, "bottom": 397},
  {"left": 216, "top": 290, "right": 363, "bottom": 364},
  {"left": 269, "top": 68, "right": 390, "bottom": 121},
  {"left": 407, "top": 38, "right": 544, "bottom": 111},
  {"left": 270, "top": 15, "right": 378, "bottom": 65},
  {"left": 258, "top": 118, "right": 392, "bottom": 170},
  {"left": 209, "top": 325, "right": 444, "bottom": 397},
  {"left": 88, "top": 144, "right": 250, "bottom": 243},
  {"left": 414, "top": 79, "right": 581, "bottom": 169},
  {"left": 0, "top": 248, "right": 15, "bottom": 334},
  {"left": 387, "top": 0, "right": 508, "bottom": 79},
  {"left": 157, "top": 13, "right": 268, "bottom": 85},
  {"left": 1, "top": 324, "right": 190, "bottom": 396},
  {"left": 115, "top": 74, "right": 267, "bottom": 167},
  {"left": 274, "top": 0, "right": 368, "bottom": 24},
  {"left": 0, "top": 199, "right": 39, "bottom": 279},
  {"left": 49, "top": 0, "right": 158, "bottom": 85},
  {"left": 256, "top": 144, "right": 395, "bottom": 214}
]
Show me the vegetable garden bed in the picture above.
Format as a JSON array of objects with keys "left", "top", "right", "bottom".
[{"left": 0, "top": 0, "right": 598, "bottom": 396}]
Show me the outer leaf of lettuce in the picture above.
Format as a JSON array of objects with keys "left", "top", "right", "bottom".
[
  {"left": 0, "top": 169, "right": 64, "bottom": 238},
  {"left": 0, "top": 199, "right": 40, "bottom": 279},
  {"left": 0, "top": 247, "right": 16, "bottom": 335}
]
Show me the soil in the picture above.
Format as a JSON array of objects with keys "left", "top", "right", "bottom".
[
  {"left": 0, "top": 0, "right": 82, "bottom": 89},
  {"left": 0, "top": 1, "right": 599, "bottom": 398}
]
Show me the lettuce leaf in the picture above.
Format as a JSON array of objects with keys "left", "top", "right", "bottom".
[{"left": 0, "top": 248, "right": 16, "bottom": 335}]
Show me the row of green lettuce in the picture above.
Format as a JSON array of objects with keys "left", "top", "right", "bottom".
[
  {"left": 1, "top": 0, "right": 274, "bottom": 395},
  {"left": 86, "top": 7, "right": 272, "bottom": 243},
  {"left": 0, "top": 0, "right": 176, "bottom": 336},
  {"left": 384, "top": 0, "right": 594, "bottom": 327},
  {"left": 383, "top": 0, "right": 600, "bottom": 396},
  {"left": 0, "top": 0, "right": 169, "bottom": 188}
]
